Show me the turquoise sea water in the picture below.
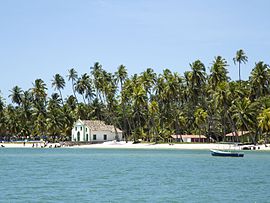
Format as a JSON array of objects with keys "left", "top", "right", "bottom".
[{"left": 1, "top": 148, "right": 270, "bottom": 203}]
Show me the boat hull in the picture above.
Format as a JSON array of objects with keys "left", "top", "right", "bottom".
[{"left": 211, "top": 150, "right": 244, "bottom": 157}]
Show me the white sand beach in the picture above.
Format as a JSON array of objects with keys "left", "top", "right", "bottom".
[
  {"left": 0, "top": 142, "right": 61, "bottom": 148},
  {"left": 71, "top": 141, "right": 270, "bottom": 151},
  {"left": 1, "top": 141, "right": 270, "bottom": 151}
]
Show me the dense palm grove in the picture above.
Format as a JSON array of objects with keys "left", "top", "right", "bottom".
[{"left": 1, "top": 50, "right": 270, "bottom": 143}]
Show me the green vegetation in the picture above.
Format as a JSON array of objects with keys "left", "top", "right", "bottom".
[{"left": 1, "top": 50, "right": 270, "bottom": 143}]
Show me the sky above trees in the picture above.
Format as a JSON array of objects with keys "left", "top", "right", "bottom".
[{"left": 1, "top": 0, "right": 270, "bottom": 100}]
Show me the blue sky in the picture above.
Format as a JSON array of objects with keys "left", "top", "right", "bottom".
[{"left": 1, "top": 0, "right": 270, "bottom": 101}]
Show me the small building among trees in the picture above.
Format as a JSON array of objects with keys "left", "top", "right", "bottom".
[
  {"left": 171, "top": 134, "right": 209, "bottom": 143},
  {"left": 225, "top": 131, "right": 251, "bottom": 143},
  {"left": 71, "top": 120, "right": 123, "bottom": 142}
]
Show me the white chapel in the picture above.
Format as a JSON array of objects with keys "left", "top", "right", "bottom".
[{"left": 71, "top": 119, "right": 123, "bottom": 142}]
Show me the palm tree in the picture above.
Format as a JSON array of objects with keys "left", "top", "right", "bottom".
[
  {"left": 249, "top": 61, "right": 270, "bottom": 99},
  {"left": 75, "top": 73, "right": 90, "bottom": 104},
  {"left": 139, "top": 68, "right": 156, "bottom": 141},
  {"left": 0, "top": 94, "right": 5, "bottom": 112},
  {"left": 149, "top": 100, "right": 159, "bottom": 142},
  {"left": 32, "top": 79, "right": 47, "bottom": 103},
  {"left": 115, "top": 65, "right": 128, "bottom": 91},
  {"left": 31, "top": 79, "right": 48, "bottom": 138},
  {"left": 20, "top": 90, "right": 34, "bottom": 138},
  {"left": 67, "top": 68, "right": 78, "bottom": 102},
  {"left": 188, "top": 60, "right": 206, "bottom": 105},
  {"left": 214, "top": 82, "right": 238, "bottom": 141},
  {"left": 209, "top": 56, "right": 229, "bottom": 90},
  {"left": 233, "top": 49, "right": 248, "bottom": 83},
  {"left": 258, "top": 108, "right": 270, "bottom": 143},
  {"left": 52, "top": 74, "right": 65, "bottom": 105},
  {"left": 89, "top": 98, "right": 105, "bottom": 120},
  {"left": 65, "top": 95, "right": 77, "bottom": 111},
  {"left": 231, "top": 97, "right": 257, "bottom": 143},
  {"left": 132, "top": 83, "right": 147, "bottom": 141},
  {"left": 85, "top": 81, "right": 96, "bottom": 104},
  {"left": 9, "top": 86, "right": 23, "bottom": 106},
  {"left": 115, "top": 65, "right": 128, "bottom": 141},
  {"left": 0, "top": 94, "right": 6, "bottom": 140},
  {"left": 90, "top": 62, "right": 103, "bottom": 102},
  {"left": 194, "top": 108, "right": 208, "bottom": 141},
  {"left": 189, "top": 60, "right": 206, "bottom": 90},
  {"left": 5, "top": 105, "right": 21, "bottom": 139},
  {"left": 47, "top": 95, "right": 65, "bottom": 141}
]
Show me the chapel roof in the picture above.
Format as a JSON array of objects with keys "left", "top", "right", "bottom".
[{"left": 81, "top": 120, "right": 122, "bottom": 133}]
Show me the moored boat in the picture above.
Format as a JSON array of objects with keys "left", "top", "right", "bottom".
[{"left": 210, "top": 149, "right": 244, "bottom": 157}]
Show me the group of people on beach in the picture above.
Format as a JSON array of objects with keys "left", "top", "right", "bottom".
[{"left": 26, "top": 141, "right": 65, "bottom": 148}]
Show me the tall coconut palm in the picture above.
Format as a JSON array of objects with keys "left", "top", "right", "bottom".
[
  {"left": 209, "top": 56, "right": 229, "bottom": 90},
  {"left": 139, "top": 68, "right": 157, "bottom": 141},
  {"left": 231, "top": 97, "right": 258, "bottom": 143},
  {"left": 32, "top": 79, "right": 47, "bottom": 103},
  {"left": 231, "top": 98, "right": 256, "bottom": 132},
  {"left": 189, "top": 60, "right": 206, "bottom": 90},
  {"left": 47, "top": 95, "right": 65, "bottom": 141},
  {"left": 67, "top": 68, "right": 78, "bottom": 102},
  {"left": 85, "top": 80, "right": 96, "bottom": 104},
  {"left": 20, "top": 90, "right": 33, "bottom": 138},
  {"left": 233, "top": 49, "right": 248, "bottom": 83},
  {"left": 31, "top": 79, "right": 48, "bottom": 138},
  {"left": 105, "top": 85, "right": 120, "bottom": 141},
  {"left": 75, "top": 73, "right": 91, "bottom": 104},
  {"left": 249, "top": 61, "right": 270, "bottom": 99},
  {"left": 132, "top": 83, "right": 147, "bottom": 140},
  {"left": 140, "top": 68, "right": 156, "bottom": 96},
  {"left": 9, "top": 86, "right": 23, "bottom": 106},
  {"left": 65, "top": 95, "right": 77, "bottom": 111},
  {"left": 189, "top": 60, "right": 206, "bottom": 105},
  {"left": 258, "top": 108, "right": 270, "bottom": 143},
  {"left": 0, "top": 95, "right": 5, "bottom": 139},
  {"left": 194, "top": 107, "right": 208, "bottom": 141},
  {"left": 75, "top": 77, "right": 86, "bottom": 104},
  {"left": 90, "top": 62, "right": 103, "bottom": 102},
  {"left": 214, "top": 81, "right": 238, "bottom": 141},
  {"left": 115, "top": 65, "right": 128, "bottom": 141},
  {"left": 149, "top": 100, "right": 159, "bottom": 142},
  {"left": 5, "top": 105, "right": 21, "bottom": 139},
  {"left": 115, "top": 65, "right": 128, "bottom": 91},
  {"left": 52, "top": 74, "right": 65, "bottom": 105},
  {"left": 0, "top": 94, "right": 5, "bottom": 112}
]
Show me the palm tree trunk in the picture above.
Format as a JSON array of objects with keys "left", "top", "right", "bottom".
[
  {"left": 239, "top": 62, "right": 241, "bottom": 84},
  {"left": 120, "top": 81, "right": 128, "bottom": 143},
  {"left": 59, "top": 90, "right": 64, "bottom": 106},
  {"left": 82, "top": 94, "right": 86, "bottom": 104},
  {"left": 72, "top": 80, "right": 78, "bottom": 103},
  {"left": 227, "top": 111, "right": 238, "bottom": 142}
]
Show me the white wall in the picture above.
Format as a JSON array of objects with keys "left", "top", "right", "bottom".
[
  {"left": 71, "top": 121, "right": 86, "bottom": 141},
  {"left": 91, "top": 130, "right": 122, "bottom": 141},
  {"left": 71, "top": 121, "right": 123, "bottom": 142},
  {"left": 182, "top": 138, "right": 191, "bottom": 142}
]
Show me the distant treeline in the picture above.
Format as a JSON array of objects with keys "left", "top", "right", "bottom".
[{"left": 0, "top": 49, "right": 270, "bottom": 143}]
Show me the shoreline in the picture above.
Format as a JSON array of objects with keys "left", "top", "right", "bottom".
[{"left": 1, "top": 141, "right": 270, "bottom": 151}]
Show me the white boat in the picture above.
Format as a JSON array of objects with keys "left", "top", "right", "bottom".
[{"left": 210, "top": 149, "right": 244, "bottom": 157}]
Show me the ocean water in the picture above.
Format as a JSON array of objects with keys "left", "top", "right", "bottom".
[{"left": 0, "top": 148, "right": 270, "bottom": 203}]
